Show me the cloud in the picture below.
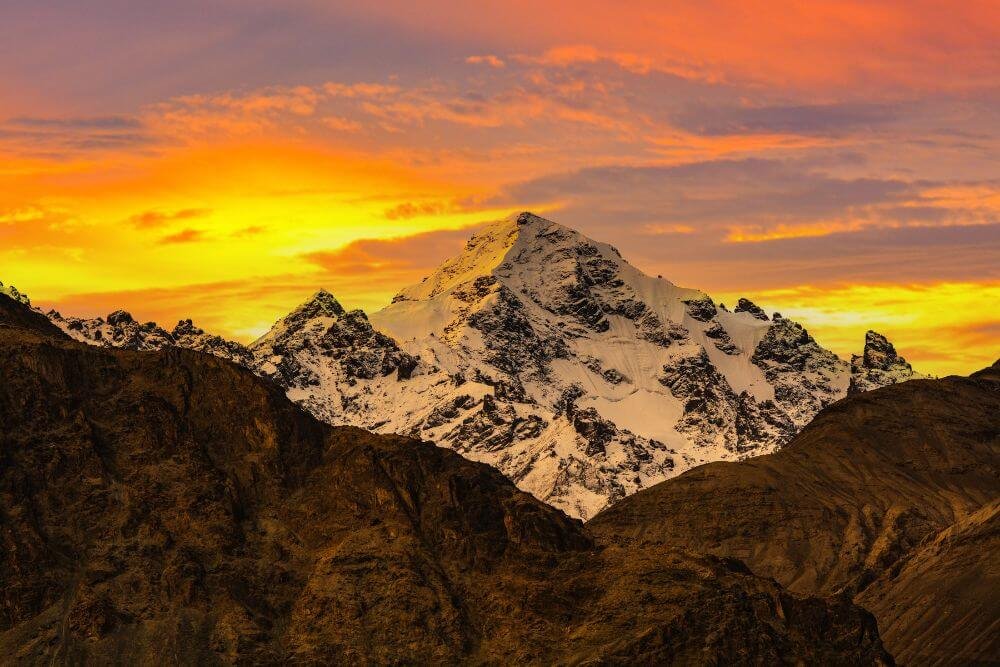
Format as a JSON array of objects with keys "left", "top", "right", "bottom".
[
  {"left": 0, "top": 114, "right": 155, "bottom": 157},
  {"left": 466, "top": 54, "right": 505, "bottom": 68},
  {"left": 669, "top": 103, "right": 901, "bottom": 136},
  {"left": 300, "top": 225, "right": 482, "bottom": 286},
  {"left": 148, "top": 85, "right": 321, "bottom": 137},
  {"left": 642, "top": 223, "right": 696, "bottom": 235},
  {"left": 0, "top": 206, "right": 48, "bottom": 224},
  {"left": 496, "top": 157, "right": 920, "bottom": 230},
  {"left": 383, "top": 201, "right": 454, "bottom": 219},
  {"left": 232, "top": 225, "right": 266, "bottom": 237},
  {"left": 128, "top": 208, "right": 211, "bottom": 229},
  {"left": 158, "top": 228, "right": 205, "bottom": 244},
  {"left": 6, "top": 115, "right": 144, "bottom": 130},
  {"left": 321, "top": 115, "right": 363, "bottom": 132}
]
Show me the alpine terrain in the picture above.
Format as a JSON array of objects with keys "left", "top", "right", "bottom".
[{"left": 33, "top": 212, "right": 926, "bottom": 518}]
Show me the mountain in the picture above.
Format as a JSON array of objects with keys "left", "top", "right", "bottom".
[
  {"left": 250, "top": 212, "right": 925, "bottom": 518},
  {"left": 23, "top": 212, "right": 926, "bottom": 519},
  {"left": 0, "top": 291, "right": 892, "bottom": 664},
  {"left": 589, "top": 362, "right": 1000, "bottom": 664}
]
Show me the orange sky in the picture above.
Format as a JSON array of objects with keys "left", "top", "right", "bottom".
[{"left": 1, "top": 0, "right": 997, "bottom": 375}]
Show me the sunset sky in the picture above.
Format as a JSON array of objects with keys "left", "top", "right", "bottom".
[{"left": 1, "top": 0, "right": 997, "bottom": 375}]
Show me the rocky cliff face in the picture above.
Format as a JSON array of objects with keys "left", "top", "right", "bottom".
[
  {"left": 0, "top": 293, "right": 891, "bottom": 665},
  {"left": 22, "top": 212, "right": 927, "bottom": 519},
  {"left": 589, "top": 361, "right": 1000, "bottom": 664}
]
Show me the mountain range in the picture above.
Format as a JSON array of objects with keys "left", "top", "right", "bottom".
[
  {"left": 37, "top": 212, "right": 926, "bottom": 519},
  {"left": 0, "top": 290, "right": 892, "bottom": 664},
  {"left": 2, "top": 275, "right": 995, "bottom": 663}
]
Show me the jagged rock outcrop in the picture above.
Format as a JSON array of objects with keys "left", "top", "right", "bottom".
[
  {"left": 590, "top": 362, "right": 1000, "bottom": 664},
  {"left": 249, "top": 289, "right": 421, "bottom": 425},
  {"left": 0, "top": 294, "right": 892, "bottom": 664},
  {"left": 751, "top": 316, "right": 850, "bottom": 428},
  {"left": 849, "top": 330, "right": 928, "bottom": 393},
  {"left": 735, "top": 297, "right": 769, "bottom": 320}
]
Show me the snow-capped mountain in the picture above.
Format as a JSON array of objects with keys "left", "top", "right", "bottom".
[
  {"left": 242, "top": 212, "right": 925, "bottom": 518},
  {"left": 14, "top": 212, "right": 928, "bottom": 519}
]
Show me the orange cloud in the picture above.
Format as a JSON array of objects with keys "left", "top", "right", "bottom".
[
  {"left": 348, "top": 0, "right": 1000, "bottom": 91},
  {"left": 128, "top": 208, "right": 211, "bottom": 229},
  {"left": 466, "top": 54, "right": 505, "bottom": 68},
  {"left": 159, "top": 228, "right": 205, "bottom": 244}
]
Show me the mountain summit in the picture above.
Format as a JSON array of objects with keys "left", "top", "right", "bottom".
[{"left": 23, "top": 213, "right": 926, "bottom": 518}]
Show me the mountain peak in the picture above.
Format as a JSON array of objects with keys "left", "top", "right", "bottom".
[
  {"left": 389, "top": 212, "right": 625, "bottom": 305},
  {"left": 849, "top": 330, "right": 925, "bottom": 393},
  {"left": 859, "top": 330, "right": 906, "bottom": 371},
  {"left": 297, "top": 289, "right": 346, "bottom": 318},
  {"left": 510, "top": 210, "right": 549, "bottom": 227}
]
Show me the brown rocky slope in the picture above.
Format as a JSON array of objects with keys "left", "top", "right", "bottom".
[
  {"left": 590, "top": 361, "right": 1000, "bottom": 664},
  {"left": 0, "top": 295, "right": 891, "bottom": 664}
]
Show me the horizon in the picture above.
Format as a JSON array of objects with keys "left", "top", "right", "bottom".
[{"left": 3, "top": 1, "right": 998, "bottom": 376}]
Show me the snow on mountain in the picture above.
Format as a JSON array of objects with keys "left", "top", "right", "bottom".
[
  {"left": 46, "top": 308, "right": 253, "bottom": 366},
  {"left": 0, "top": 280, "right": 30, "bottom": 305},
  {"left": 242, "top": 212, "right": 922, "bottom": 518},
  {"left": 248, "top": 289, "right": 422, "bottom": 429},
  {"left": 16, "top": 212, "right": 929, "bottom": 519}
]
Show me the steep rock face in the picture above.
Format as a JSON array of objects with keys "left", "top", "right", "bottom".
[
  {"left": 589, "top": 362, "right": 1000, "bottom": 663},
  {"left": 0, "top": 296, "right": 891, "bottom": 665},
  {"left": 751, "top": 315, "right": 850, "bottom": 428},
  {"left": 855, "top": 498, "right": 1000, "bottom": 665},
  {"left": 248, "top": 289, "right": 421, "bottom": 427},
  {"left": 849, "top": 330, "right": 928, "bottom": 394}
]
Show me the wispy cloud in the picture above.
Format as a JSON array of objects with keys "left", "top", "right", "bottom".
[
  {"left": 128, "top": 208, "right": 211, "bottom": 229},
  {"left": 158, "top": 228, "right": 205, "bottom": 244},
  {"left": 466, "top": 54, "right": 505, "bottom": 68}
]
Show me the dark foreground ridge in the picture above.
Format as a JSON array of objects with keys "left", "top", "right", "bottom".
[
  {"left": 0, "top": 294, "right": 891, "bottom": 664},
  {"left": 590, "top": 358, "right": 1000, "bottom": 665}
]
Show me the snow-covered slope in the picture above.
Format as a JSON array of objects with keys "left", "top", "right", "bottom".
[{"left": 16, "top": 212, "right": 929, "bottom": 519}]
